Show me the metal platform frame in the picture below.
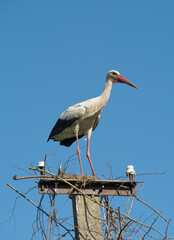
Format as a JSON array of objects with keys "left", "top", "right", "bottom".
[{"left": 38, "top": 178, "right": 139, "bottom": 196}]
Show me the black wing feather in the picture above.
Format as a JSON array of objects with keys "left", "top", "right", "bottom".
[
  {"left": 60, "top": 134, "right": 84, "bottom": 147},
  {"left": 47, "top": 117, "right": 78, "bottom": 142}
]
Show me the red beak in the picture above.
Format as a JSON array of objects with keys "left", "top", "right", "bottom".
[{"left": 115, "top": 75, "right": 138, "bottom": 89}]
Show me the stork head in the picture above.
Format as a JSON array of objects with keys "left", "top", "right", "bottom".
[{"left": 106, "top": 70, "right": 138, "bottom": 88}]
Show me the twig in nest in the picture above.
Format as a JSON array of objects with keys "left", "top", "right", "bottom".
[
  {"left": 57, "top": 160, "right": 63, "bottom": 176},
  {"left": 13, "top": 175, "right": 54, "bottom": 180}
]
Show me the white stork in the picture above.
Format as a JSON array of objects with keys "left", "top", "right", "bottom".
[{"left": 47, "top": 70, "right": 137, "bottom": 178}]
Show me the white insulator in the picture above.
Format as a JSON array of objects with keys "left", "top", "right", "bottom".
[
  {"left": 37, "top": 161, "right": 45, "bottom": 168},
  {"left": 126, "top": 165, "right": 136, "bottom": 180}
]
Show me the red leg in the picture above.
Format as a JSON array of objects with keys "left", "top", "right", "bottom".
[
  {"left": 76, "top": 134, "right": 83, "bottom": 176},
  {"left": 86, "top": 138, "right": 97, "bottom": 178}
]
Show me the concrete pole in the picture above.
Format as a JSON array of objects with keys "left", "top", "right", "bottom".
[{"left": 72, "top": 195, "right": 102, "bottom": 240}]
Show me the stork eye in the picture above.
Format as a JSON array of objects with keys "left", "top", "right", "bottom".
[{"left": 112, "top": 72, "right": 117, "bottom": 75}]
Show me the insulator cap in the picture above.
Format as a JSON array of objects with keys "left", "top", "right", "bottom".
[
  {"left": 37, "top": 161, "right": 45, "bottom": 168},
  {"left": 126, "top": 165, "right": 136, "bottom": 180}
]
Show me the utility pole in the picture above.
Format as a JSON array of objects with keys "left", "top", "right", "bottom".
[
  {"left": 72, "top": 195, "right": 102, "bottom": 240},
  {"left": 38, "top": 178, "right": 138, "bottom": 239}
]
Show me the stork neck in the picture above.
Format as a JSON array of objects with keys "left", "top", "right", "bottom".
[{"left": 100, "top": 80, "right": 113, "bottom": 106}]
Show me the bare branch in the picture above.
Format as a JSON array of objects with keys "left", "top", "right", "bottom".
[
  {"left": 135, "top": 196, "right": 169, "bottom": 223},
  {"left": 7, "top": 183, "right": 74, "bottom": 238}
]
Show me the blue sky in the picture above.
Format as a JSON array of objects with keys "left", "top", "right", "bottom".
[{"left": 1, "top": 0, "right": 174, "bottom": 239}]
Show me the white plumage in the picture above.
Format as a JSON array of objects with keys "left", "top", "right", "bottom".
[{"left": 47, "top": 70, "right": 137, "bottom": 178}]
